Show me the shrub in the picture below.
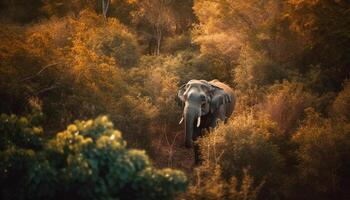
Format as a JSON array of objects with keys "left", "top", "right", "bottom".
[
  {"left": 0, "top": 10, "right": 151, "bottom": 149},
  {"left": 0, "top": 114, "right": 187, "bottom": 200},
  {"left": 302, "top": 65, "right": 342, "bottom": 94},
  {"left": 124, "top": 57, "right": 184, "bottom": 163},
  {"left": 233, "top": 85, "right": 265, "bottom": 114},
  {"left": 172, "top": 51, "right": 213, "bottom": 83},
  {"left": 234, "top": 46, "right": 288, "bottom": 90},
  {"left": 261, "top": 81, "right": 315, "bottom": 135},
  {"left": 186, "top": 165, "right": 262, "bottom": 200},
  {"left": 292, "top": 108, "right": 350, "bottom": 199},
  {"left": 331, "top": 80, "right": 350, "bottom": 122},
  {"left": 197, "top": 112, "right": 283, "bottom": 199},
  {"left": 136, "top": 50, "right": 235, "bottom": 85},
  {"left": 112, "top": 95, "right": 158, "bottom": 151},
  {"left": 138, "top": 67, "right": 181, "bottom": 135},
  {"left": 162, "top": 33, "right": 194, "bottom": 54}
]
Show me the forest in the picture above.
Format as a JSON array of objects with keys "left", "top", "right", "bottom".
[{"left": 0, "top": 0, "right": 349, "bottom": 199}]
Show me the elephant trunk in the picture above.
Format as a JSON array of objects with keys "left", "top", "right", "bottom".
[{"left": 184, "top": 105, "right": 201, "bottom": 148}]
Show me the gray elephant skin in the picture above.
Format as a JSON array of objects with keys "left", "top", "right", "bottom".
[{"left": 177, "top": 79, "right": 236, "bottom": 164}]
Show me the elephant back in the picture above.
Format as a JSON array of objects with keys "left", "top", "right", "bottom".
[{"left": 209, "top": 80, "right": 236, "bottom": 118}]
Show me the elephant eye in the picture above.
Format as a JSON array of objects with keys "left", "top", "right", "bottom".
[{"left": 200, "top": 95, "right": 206, "bottom": 102}]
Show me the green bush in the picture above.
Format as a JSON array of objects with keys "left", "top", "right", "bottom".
[{"left": 0, "top": 114, "right": 187, "bottom": 200}]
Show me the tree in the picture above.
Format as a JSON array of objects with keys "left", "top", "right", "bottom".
[
  {"left": 0, "top": 0, "right": 44, "bottom": 23},
  {"left": 193, "top": 0, "right": 301, "bottom": 90},
  {"left": 0, "top": 114, "right": 188, "bottom": 199},
  {"left": 101, "top": 0, "right": 110, "bottom": 19},
  {"left": 292, "top": 108, "right": 350, "bottom": 200},
  {"left": 134, "top": 0, "right": 174, "bottom": 55},
  {"left": 193, "top": 0, "right": 285, "bottom": 61},
  {"left": 42, "top": 0, "right": 96, "bottom": 17},
  {"left": 168, "top": 0, "right": 196, "bottom": 33},
  {"left": 286, "top": 0, "right": 350, "bottom": 90}
]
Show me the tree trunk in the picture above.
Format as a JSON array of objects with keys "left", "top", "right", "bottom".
[{"left": 102, "top": 0, "right": 110, "bottom": 20}]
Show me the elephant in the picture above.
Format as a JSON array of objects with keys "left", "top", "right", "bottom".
[{"left": 177, "top": 79, "right": 236, "bottom": 164}]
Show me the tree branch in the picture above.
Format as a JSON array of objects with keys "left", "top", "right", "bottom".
[
  {"left": 20, "top": 63, "right": 60, "bottom": 82},
  {"left": 35, "top": 84, "right": 59, "bottom": 95}
]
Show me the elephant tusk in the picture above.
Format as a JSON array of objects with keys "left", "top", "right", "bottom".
[
  {"left": 179, "top": 117, "right": 184, "bottom": 124},
  {"left": 196, "top": 116, "right": 201, "bottom": 127}
]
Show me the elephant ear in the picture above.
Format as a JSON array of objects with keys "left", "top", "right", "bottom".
[
  {"left": 177, "top": 83, "right": 187, "bottom": 102},
  {"left": 210, "top": 89, "right": 232, "bottom": 114}
]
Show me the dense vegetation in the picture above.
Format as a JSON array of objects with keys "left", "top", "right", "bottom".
[
  {"left": 0, "top": 108, "right": 187, "bottom": 199},
  {"left": 0, "top": 0, "right": 349, "bottom": 199}
]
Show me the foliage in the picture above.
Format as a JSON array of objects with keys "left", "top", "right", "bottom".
[
  {"left": 193, "top": 0, "right": 287, "bottom": 62},
  {"left": 0, "top": 10, "right": 153, "bottom": 149},
  {"left": 0, "top": 0, "right": 44, "bottom": 23},
  {"left": 111, "top": 95, "right": 158, "bottom": 151},
  {"left": 132, "top": 0, "right": 196, "bottom": 54},
  {"left": 331, "top": 81, "right": 350, "bottom": 122},
  {"left": 140, "top": 66, "right": 180, "bottom": 130},
  {"left": 286, "top": 0, "right": 350, "bottom": 90},
  {"left": 42, "top": 0, "right": 96, "bottom": 17},
  {"left": 261, "top": 80, "right": 315, "bottom": 135},
  {"left": 234, "top": 46, "right": 290, "bottom": 89},
  {"left": 186, "top": 165, "right": 262, "bottom": 200},
  {"left": 42, "top": 0, "right": 137, "bottom": 25},
  {"left": 1, "top": 1, "right": 350, "bottom": 199},
  {"left": 197, "top": 113, "right": 283, "bottom": 199},
  {"left": 0, "top": 114, "right": 187, "bottom": 200},
  {"left": 292, "top": 108, "right": 350, "bottom": 200},
  {"left": 162, "top": 33, "right": 194, "bottom": 54}
]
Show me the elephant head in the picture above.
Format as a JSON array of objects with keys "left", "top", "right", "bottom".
[{"left": 177, "top": 80, "right": 231, "bottom": 148}]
